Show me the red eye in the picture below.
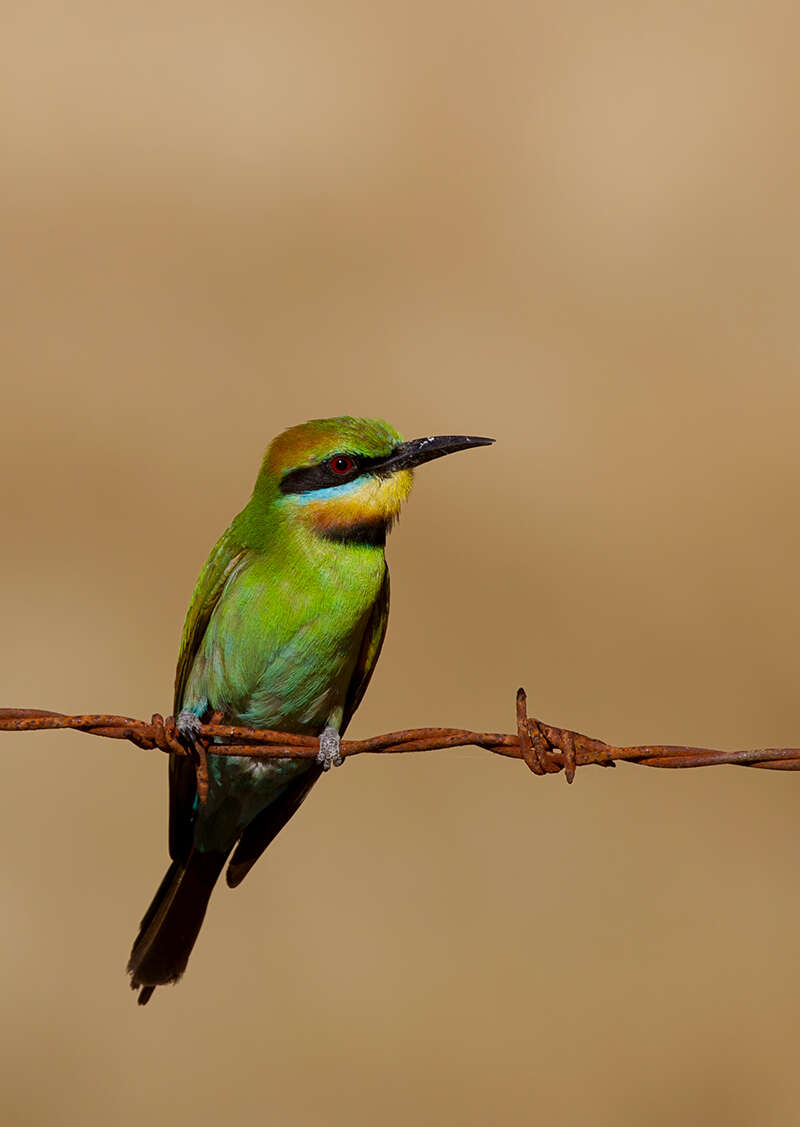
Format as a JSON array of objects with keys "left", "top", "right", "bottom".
[{"left": 330, "top": 455, "right": 355, "bottom": 476}]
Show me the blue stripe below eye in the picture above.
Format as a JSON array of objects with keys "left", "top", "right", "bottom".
[{"left": 278, "top": 479, "right": 366, "bottom": 505}]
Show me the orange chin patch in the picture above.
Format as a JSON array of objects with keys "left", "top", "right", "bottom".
[{"left": 303, "top": 471, "right": 413, "bottom": 536}]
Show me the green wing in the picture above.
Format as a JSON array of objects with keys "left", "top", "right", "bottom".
[
  {"left": 224, "top": 567, "right": 391, "bottom": 888},
  {"left": 169, "top": 525, "right": 249, "bottom": 861},
  {"left": 173, "top": 525, "right": 248, "bottom": 716}
]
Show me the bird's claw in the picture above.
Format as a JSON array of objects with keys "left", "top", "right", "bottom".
[
  {"left": 317, "top": 725, "right": 344, "bottom": 770},
  {"left": 176, "top": 709, "right": 203, "bottom": 744},
  {"left": 175, "top": 709, "right": 212, "bottom": 805}
]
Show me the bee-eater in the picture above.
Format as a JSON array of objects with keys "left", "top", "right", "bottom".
[{"left": 127, "top": 416, "right": 493, "bottom": 1004}]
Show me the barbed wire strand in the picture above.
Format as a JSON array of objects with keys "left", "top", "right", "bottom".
[{"left": 2, "top": 689, "right": 799, "bottom": 804}]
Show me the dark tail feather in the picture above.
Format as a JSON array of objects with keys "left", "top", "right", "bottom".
[
  {"left": 127, "top": 848, "right": 227, "bottom": 1005},
  {"left": 226, "top": 765, "right": 322, "bottom": 889}
]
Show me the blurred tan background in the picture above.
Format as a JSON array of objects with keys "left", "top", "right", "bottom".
[{"left": 2, "top": 2, "right": 799, "bottom": 1124}]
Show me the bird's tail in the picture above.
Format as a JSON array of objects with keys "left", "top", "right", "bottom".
[{"left": 127, "top": 848, "right": 228, "bottom": 1005}]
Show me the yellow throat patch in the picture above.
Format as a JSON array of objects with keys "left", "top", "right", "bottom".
[{"left": 301, "top": 470, "right": 413, "bottom": 539}]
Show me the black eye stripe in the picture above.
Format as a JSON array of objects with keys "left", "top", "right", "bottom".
[{"left": 279, "top": 451, "right": 392, "bottom": 495}]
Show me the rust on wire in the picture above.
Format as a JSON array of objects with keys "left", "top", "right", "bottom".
[{"left": 2, "top": 690, "right": 800, "bottom": 792}]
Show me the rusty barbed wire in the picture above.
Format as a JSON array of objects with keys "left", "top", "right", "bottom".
[{"left": 2, "top": 690, "right": 800, "bottom": 804}]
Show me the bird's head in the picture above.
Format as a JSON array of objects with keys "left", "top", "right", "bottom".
[{"left": 255, "top": 416, "right": 493, "bottom": 546}]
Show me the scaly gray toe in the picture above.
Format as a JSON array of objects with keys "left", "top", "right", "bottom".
[{"left": 317, "top": 725, "right": 344, "bottom": 770}]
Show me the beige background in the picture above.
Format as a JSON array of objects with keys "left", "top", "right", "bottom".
[{"left": 2, "top": 3, "right": 799, "bottom": 1125}]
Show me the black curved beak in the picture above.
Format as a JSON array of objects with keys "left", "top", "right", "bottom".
[{"left": 377, "top": 434, "right": 495, "bottom": 474}]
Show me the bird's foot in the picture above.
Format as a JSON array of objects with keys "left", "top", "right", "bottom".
[
  {"left": 317, "top": 725, "right": 344, "bottom": 770},
  {"left": 176, "top": 709, "right": 203, "bottom": 744},
  {"left": 175, "top": 709, "right": 212, "bottom": 805}
]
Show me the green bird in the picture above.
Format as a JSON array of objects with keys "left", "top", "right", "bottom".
[{"left": 127, "top": 416, "right": 493, "bottom": 1003}]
